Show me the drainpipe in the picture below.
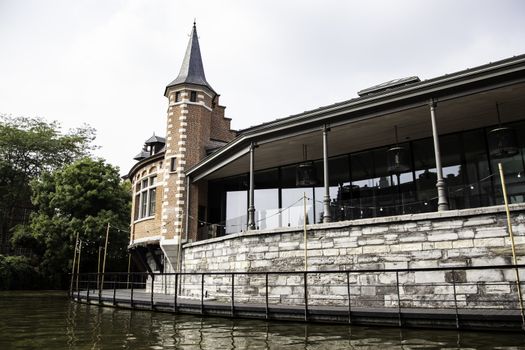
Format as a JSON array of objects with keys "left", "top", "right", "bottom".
[
  {"left": 429, "top": 99, "right": 449, "bottom": 211},
  {"left": 322, "top": 125, "right": 332, "bottom": 223}
]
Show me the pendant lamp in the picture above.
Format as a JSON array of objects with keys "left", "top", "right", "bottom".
[
  {"left": 387, "top": 126, "right": 410, "bottom": 174},
  {"left": 488, "top": 103, "right": 518, "bottom": 158},
  {"left": 296, "top": 144, "right": 317, "bottom": 187}
]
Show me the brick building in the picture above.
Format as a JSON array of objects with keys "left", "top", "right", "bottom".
[{"left": 128, "top": 24, "right": 525, "bottom": 276}]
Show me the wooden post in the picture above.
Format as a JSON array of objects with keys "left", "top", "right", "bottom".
[
  {"left": 100, "top": 223, "right": 110, "bottom": 292},
  {"left": 97, "top": 246, "right": 102, "bottom": 290},
  {"left": 75, "top": 240, "right": 82, "bottom": 292},
  {"left": 498, "top": 163, "right": 525, "bottom": 329},
  {"left": 69, "top": 231, "right": 79, "bottom": 297},
  {"left": 127, "top": 253, "right": 131, "bottom": 289}
]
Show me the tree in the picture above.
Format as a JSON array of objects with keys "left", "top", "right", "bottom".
[
  {"left": 0, "top": 115, "right": 95, "bottom": 254},
  {"left": 12, "top": 158, "right": 131, "bottom": 287}
]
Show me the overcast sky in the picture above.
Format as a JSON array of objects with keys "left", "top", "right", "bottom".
[{"left": 1, "top": 0, "right": 525, "bottom": 174}]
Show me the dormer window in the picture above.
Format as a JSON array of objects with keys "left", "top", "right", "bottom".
[
  {"left": 190, "top": 91, "right": 197, "bottom": 102},
  {"left": 175, "top": 91, "right": 181, "bottom": 102}
]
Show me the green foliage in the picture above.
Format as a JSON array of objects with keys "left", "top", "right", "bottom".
[
  {"left": 0, "top": 255, "right": 44, "bottom": 290},
  {"left": 0, "top": 115, "right": 96, "bottom": 255},
  {"left": 20, "top": 158, "right": 131, "bottom": 286}
]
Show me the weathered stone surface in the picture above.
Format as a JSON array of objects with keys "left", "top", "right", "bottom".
[{"left": 166, "top": 205, "right": 525, "bottom": 308}]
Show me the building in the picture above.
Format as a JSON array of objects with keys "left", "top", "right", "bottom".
[{"left": 127, "top": 24, "right": 525, "bottom": 283}]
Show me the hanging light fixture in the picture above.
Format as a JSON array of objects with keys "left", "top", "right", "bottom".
[
  {"left": 296, "top": 144, "right": 317, "bottom": 187},
  {"left": 387, "top": 125, "right": 411, "bottom": 174},
  {"left": 488, "top": 103, "right": 519, "bottom": 158}
]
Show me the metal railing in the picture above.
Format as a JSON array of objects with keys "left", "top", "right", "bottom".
[{"left": 71, "top": 264, "right": 525, "bottom": 329}]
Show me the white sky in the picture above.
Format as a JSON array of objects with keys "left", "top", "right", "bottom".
[{"left": 1, "top": 0, "right": 525, "bottom": 174}]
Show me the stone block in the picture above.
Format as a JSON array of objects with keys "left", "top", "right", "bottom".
[
  {"left": 474, "top": 227, "right": 507, "bottom": 239},
  {"left": 452, "top": 240, "right": 473, "bottom": 248},
  {"left": 362, "top": 226, "right": 389, "bottom": 235},
  {"left": 390, "top": 243, "right": 422, "bottom": 252},
  {"left": 485, "top": 284, "right": 511, "bottom": 294},
  {"left": 457, "top": 229, "right": 475, "bottom": 239},
  {"left": 323, "top": 249, "right": 339, "bottom": 256},
  {"left": 473, "top": 237, "right": 505, "bottom": 248},
  {"left": 399, "top": 234, "right": 426, "bottom": 243},
  {"left": 385, "top": 261, "right": 408, "bottom": 269},
  {"left": 466, "top": 269, "right": 503, "bottom": 282},
  {"left": 433, "top": 220, "right": 463, "bottom": 229},
  {"left": 428, "top": 232, "right": 459, "bottom": 242},
  {"left": 362, "top": 245, "right": 389, "bottom": 254},
  {"left": 463, "top": 216, "right": 496, "bottom": 227},
  {"left": 434, "top": 241, "right": 453, "bottom": 249},
  {"left": 278, "top": 241, "right": 299, "bottom": 250},
  {"left": 471, "top": 256, "right": 508, "bottom": 266},
  {"left": 415, "top": 271, "right": 445, "bottom": 284},
  {"left": 332, "top": 237, "right": 357, "bottom": 248},
  {"left": 455, "top": 284, "right": 478, "bottom": 294}
]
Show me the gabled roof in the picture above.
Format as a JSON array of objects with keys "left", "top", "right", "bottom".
[
  {"left": 145, "top": 134, "right": 166, "bottom": 144},
  {"left": 165, "top": 23, "right": 215, "bottom": 96}
]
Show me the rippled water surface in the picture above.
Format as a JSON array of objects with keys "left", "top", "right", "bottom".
[{"left": 1, "top": 291, "right": 525, "bottom": 349}]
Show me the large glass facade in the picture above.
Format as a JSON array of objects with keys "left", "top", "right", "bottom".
[{"left": 206, "top": 121, "right": 525, "bottom": 237}]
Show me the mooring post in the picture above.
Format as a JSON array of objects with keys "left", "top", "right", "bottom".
[
  {"left": 452, "top": 269, "right": 459, "bottom": 329},
  {"left": 174, "top": 273, "right": 178, "bottom": 313},
  {"left": 231, "top": 273, "right": 235, "bottom": 317},
  {"left": 201, "top": 273, "right": 205, "bottom": 315},
  {"left": 304, "top": 271, "right": 309, "bottom": 322},
  {"left": 265, "top": 273, "right": 269, "bottom": 320},
  {"left": 69, "top": 231, "right": 79, "bottom": 298},
  {"left": 346, "top": 271, "right": 352, "bottom": 325},
  {"left": 151, "top": 274, "right": 155, "bottom": 310},
  {"left": 130, "top": 273, "right": 134, "bottom": 308},
  {"left": 113, "top": 277, "right": 117, "bottom": 306},
  {"left": 396, "top": 271, "right": 402, "bottom": 327}
]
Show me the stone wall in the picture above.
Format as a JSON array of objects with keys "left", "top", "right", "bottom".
[{"left": 153, "top": 204, "right": 525, "bottom": 309}]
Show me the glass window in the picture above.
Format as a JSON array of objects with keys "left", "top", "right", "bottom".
[
  {"left": 226, "top": 190, "right": 247, "bottom": 234},
  {"left": 462, "top": 130, "right": 493, "bottom": 208},
  {"left": 490, "top": 121, "right": 525, "bottom": 204},
  {"left": 135, "top": 175, "right": 157, "bottom": 220},
  {"left": 412, "top": 138, "right": 438, "bottom": 212},
  {"left": 350, "top": 150, "right": 379, "bottom": 218},
  {"left": 190, "top": 91, "right": 197, "bottom": 102},
  {"left": 254, "top": 169, "right": 279, "bottom": 230},
  {"left": 175, "top": 91, "right": 181, "bottom": 102}
]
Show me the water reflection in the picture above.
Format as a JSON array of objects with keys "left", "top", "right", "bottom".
[{"left": 1, "top": 292, "right": 525, "bottom": 349}]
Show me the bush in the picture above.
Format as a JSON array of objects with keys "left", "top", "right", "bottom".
[{"left": 0, "top": 255, "right": 44, "bottom": 290}]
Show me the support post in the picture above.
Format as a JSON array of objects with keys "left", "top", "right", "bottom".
[
  {"left": 69, "top": 231, "right": 79, "bottom": 297},
  {"left": 76, "top": 240, "right": 82, "bottom": 293},
  {"left": 322, "top": 125, "right": 332, "bottom": 223},
  {"left": 498, "top": 163, "right": 525, "bottom": 329},
  {"left": 248, "top": 142, "right": 256, "bottom": 230},
  {"left": 101, "top": 223, "right": 110, "bottom": 292},
  {"left": 429, "top": 99, "right": 449, "bottom": 211}
]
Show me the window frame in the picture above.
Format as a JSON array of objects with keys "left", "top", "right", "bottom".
[{"left": 134, "top": 175, "right": 157, "bottom": 220}]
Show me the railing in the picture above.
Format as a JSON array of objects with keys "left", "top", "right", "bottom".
[{"left": 71, "top": 264, "right": 525, "bottom": 329}]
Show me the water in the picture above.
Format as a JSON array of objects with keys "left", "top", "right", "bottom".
[{"left": 1, "top": 292, "right": 525, "bottom": 349}]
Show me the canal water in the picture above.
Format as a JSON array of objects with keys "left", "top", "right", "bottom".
[{"left": 1, "top": 291, "right": 525, "bottom": 349}]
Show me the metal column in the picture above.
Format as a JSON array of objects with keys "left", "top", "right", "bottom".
[
  {"left": 322, "top": 125, "right": 332, "bottom": 222},
  {"left": 429, "top": 99, "right": 449, "bottom": 211},
  {"left": 247, "top": 142, "right": 256, "bottom": 230}
]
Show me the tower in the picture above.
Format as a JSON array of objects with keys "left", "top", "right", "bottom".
[{"left": 160, "top": 23, "right": 235, "bottom": 271}]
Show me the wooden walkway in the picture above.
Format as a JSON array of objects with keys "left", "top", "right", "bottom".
[{"left": 73, "top": 289, "right": 524, "bottom": 332}]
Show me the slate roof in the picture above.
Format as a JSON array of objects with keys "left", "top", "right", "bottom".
[
  {"left": 145, "top": 134, "right": 166, "bottom": 144},
  {"left": 165, "top": 23, "right": 215, "bottom": 95}
]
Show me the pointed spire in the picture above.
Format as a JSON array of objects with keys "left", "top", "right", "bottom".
[{"left": 166, "top": 22, "right": 215, "bottom": 95}]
